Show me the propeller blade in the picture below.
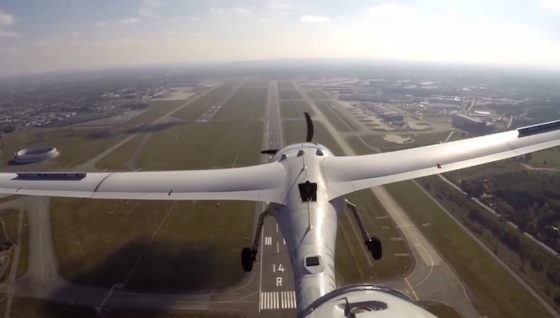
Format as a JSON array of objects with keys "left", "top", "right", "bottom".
[
  {"left": 261, "top": 149, "right": 278, "bottom": 155},
  {"left": 305, "top": 112, "right": 314, "bottom": 142}
]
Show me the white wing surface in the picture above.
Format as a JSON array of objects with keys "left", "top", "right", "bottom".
[
  {"left": 0, "top": 162, "right": 287, "bottom": 203},
  {"left": 322, "top": 121, "right": 560, "bottom": 199}
]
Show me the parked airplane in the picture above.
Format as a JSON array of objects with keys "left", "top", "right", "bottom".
[{"left": 1, "top": 113, "right": 560, "bottom": 317}]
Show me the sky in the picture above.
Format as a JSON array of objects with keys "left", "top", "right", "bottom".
[{"left": 0, "top": 0, "right": 560, "bottom": 76}]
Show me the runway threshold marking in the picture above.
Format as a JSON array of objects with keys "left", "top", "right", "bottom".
[{"left": 259, "top": 291, "right": 297, "bottom": 310}]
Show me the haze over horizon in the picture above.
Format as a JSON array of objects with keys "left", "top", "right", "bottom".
[{"left": 1, "top": 0, "right": 560, "bottom": 76}]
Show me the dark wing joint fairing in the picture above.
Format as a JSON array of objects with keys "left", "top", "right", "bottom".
[
  {"left": 15, "top": 172, "right": 87, "bottom": 180},
  {"left": 518, "top": 120, "right": 560, "bottom": 137}
]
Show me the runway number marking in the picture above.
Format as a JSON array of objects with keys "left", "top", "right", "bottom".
[
  {"left": 272, "top": 263, "right": 285, "bottom": 273},
  {"left": 276, "top": 277, "right": 283, "bottom": 287},
  {"left": 259, "top": 291, "right": 297, "bottom": 310},
  {"left": 265, "top": 236, "right": 272, "bottom": 245}
]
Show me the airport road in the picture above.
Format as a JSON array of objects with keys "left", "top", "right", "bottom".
[
  {"left": 294, "top": 83, "right": 479, "bottom": 317},
  {"left": 257, "top": 81, "right": 298, "bottom": 316}
]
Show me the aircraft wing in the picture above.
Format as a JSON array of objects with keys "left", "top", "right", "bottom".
[
  {"left": 322, "top": 121, "right": 560, "bottom": 199},
  {"left": 0, "top": 162, "right": 287, "bottom": 203}
]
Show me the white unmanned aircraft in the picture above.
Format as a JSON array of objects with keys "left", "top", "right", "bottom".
[{"left": 1, "top": 113, "right": 560, "bottom": 317}]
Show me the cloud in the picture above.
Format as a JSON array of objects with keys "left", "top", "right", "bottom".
[
  {"left": 0, "top": 9, "right": 14, "bottom": 27},
  {"left": 230, "top": 7, "right": 251, "bottom": 16},
  {"left": 300, "top": 15, "right": 331, "bottom": 23},
  {"left": 34, "top": 40, "right": 48, "bottom": 49},
  {"left": 121, "top": 17, "right": 140, "bottom": 24},
  {"left": 0, "top": 8, "right": 17, "bottom": 38},
  {"left": 368, "top": 3, "right": 418, "bottom": 20},
  {"left": 139, "top": 0, "right": 163, "bottom": 18},
  {"left": 0, "top": 30, "right": 17, "bottom": 38},
  {"left": 541, "top": 0, "right": 560, "bottom": 13},
  {"left": 210, "top": 7, "right": 252, "bottom": 16},
  {"left": 96, "top": 21, "right": 108, "bottom": 28},
  {"left": 266, "top": 1, "right": 293, "bottom": 12}
]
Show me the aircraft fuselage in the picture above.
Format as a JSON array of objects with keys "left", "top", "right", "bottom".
[{"left": 269, "top": 143, "right": 345, "bottom": 312}]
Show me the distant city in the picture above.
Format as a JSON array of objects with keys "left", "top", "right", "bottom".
[{"left": 1, "top": 62, "right": 558, "bottom": 135}]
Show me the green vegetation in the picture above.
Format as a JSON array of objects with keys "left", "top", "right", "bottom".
[
  {"left": 173, "top": 83, "right": 236, "bottom": 120},
  {"left": 529, "top": 147, "right": 560, "bottom": 167},
  {"left": 449, "top": 160, "right": 560, "bottom": 253},
  {"left": 278, "top": 90, "right": 302, "bottom": 100},
  {"left": 213, "top": 83, "right": 267, "bottom": 121},
  {"left": 5, "top": 297, "right": 244, "bottom": 318},
  {"left": 346, "top": 126, "right": 558, "bottom": 315},
  {"left": 304, "top": 88, "right": 329, "bottom": 100},
  {"left": 51, "top": 80, "right": 266, "bottom": 292},
  {"left": 526, "top": 107, "right": 560, "bottom": 122},
  {"left": 314, "top": 101, "right": 354, "bottom": 132},
  {"left": 124, "top": 99, "right": 186, "bottom": 128},
  {"left": 277, "top": 81, "right": 295, "bottom": 90},
  {"left": 126, "top": 201, "right": 254, "bottom": 292},
  {"left": 0, "top": 127, "right": 122, "bottom": 169},
  {"left": 385, "top": 180, "right": 553, "bottom": 317},
  {"left": 419, "top": 301, "right": 461, "bottom": 318},
  {"left": 138, "top": 121, "right": 263, "bottom": 170},
  {"left": 95, "top": 135, "right": 144, "bottom": 170},
  {"left": 0, "top": 97, "right": 196, "bottom": 169},
  {"left": 283, "top": 120, "right": 343, "bottom": 155},
  {"left": 0, "top": 208, "right": 28, "bottom": 278},
  {"left": 279, "top": 100, "right": 315, "bottom": 118},
  {"left": 420, "top": 175, "right": 560, "bottom": 311}
]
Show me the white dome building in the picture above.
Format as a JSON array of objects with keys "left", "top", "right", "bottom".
[{"left": 12, "top": 146, "right": 59, "bottom": 164}]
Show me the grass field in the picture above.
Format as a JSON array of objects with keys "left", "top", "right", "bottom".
[
  {"left": 173, "top": 83, "right": 236, "bottom": 120},
  {"left": 529, "top": 147, "right": 560, "bottom": 167},
  {"left": 50, "top": 80, "right": 266, "bottom": 292},
  {"left": 419, "top": 175, "right": 560, "bottom": 313},
  {"left": 0, "top": 208, "right": 28, "bottom": 279},
  {"left": 279, "top": 101, "right": 315, "bottom": 118},
  {"left": 0, "top": 127, "right": 123, "bottom": 169},
  {"left": 304, "top": 88, "right": 329, "bottom": 100},
  {"left": 2, "top": 297, "right": 244, "bottom": 318},
  {"left": 0, "top": 97, "right": 198, "bottom": 170},
  {"left": 346, "top": 128, "right": 555, "bottom": 316},
  {"left": 419, "top": 301, "right": 461, "bottom": 318},
  {"left": 315, "top": 101, "right": 356, "bottom": 132},
  {"left": 278, "top": 90, "right": 302, "bottom": 100},
  {"left": 95, "top": 135, "right": 144, "bottom": 171},
  {"left": 277, "top": 81, "right": 295, "bottom": 90},
  {"left": 212, "top": 83, "right": 267, "bottom": 121},
  {"left": 385, "top": 181, "right": 552, "bottom": 318},
  {"left": 124, "top": 99, "right": 187, "bottom": 128},
  {"left": 138, "top": 121, "right": 263, "bottom": 170}
]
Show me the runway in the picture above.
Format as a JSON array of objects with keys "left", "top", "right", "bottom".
[{"left": 257, "top": 81, "right": 298, "bottom": 316}]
